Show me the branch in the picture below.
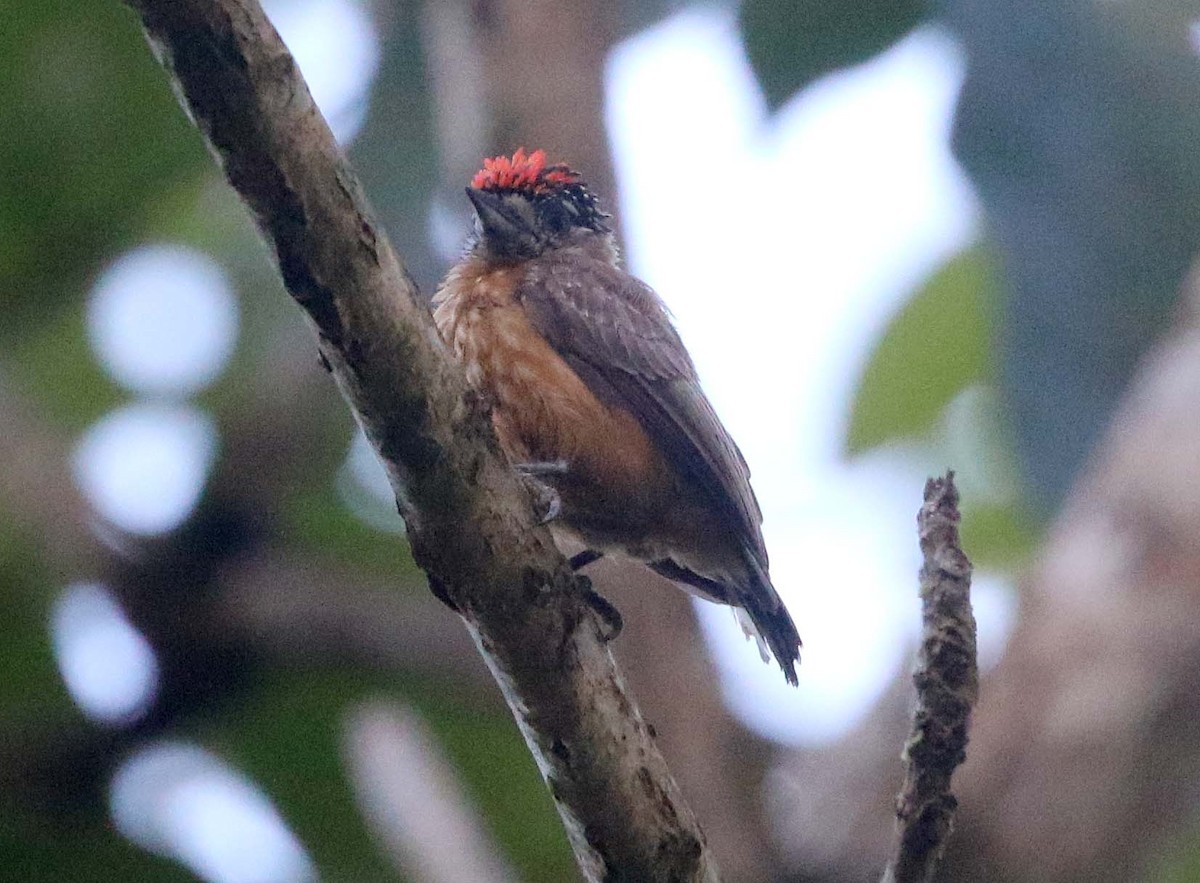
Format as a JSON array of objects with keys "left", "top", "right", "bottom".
[
  {"left": 123, "top": 1, "right": 717, "bottom": 879},
  {"left": 883, "top": 473, "right": 978, "bottom": 883}
]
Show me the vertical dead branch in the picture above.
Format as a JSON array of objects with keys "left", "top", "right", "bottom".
[
  {"left": 883, "top": 473, "right": 978, "bottom": 883},
  {"left": 767, "top": 276, "right": 1200, "bottom": 883}
]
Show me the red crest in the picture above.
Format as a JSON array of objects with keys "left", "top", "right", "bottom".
[{"left": 471, "top": 148, "right": 580, "bottom": 193}]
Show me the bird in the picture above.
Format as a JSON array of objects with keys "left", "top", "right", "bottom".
[{"left": 432, "top": 148, "right": 801, "bottom": 684}]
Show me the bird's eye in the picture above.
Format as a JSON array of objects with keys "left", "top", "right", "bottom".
[{"left": 538, "top": 198, "right": 576, "bottom": 236}]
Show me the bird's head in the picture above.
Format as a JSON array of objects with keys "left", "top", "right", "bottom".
[{"left": 466, "top": 148, "right": 611, "bottom": 260}]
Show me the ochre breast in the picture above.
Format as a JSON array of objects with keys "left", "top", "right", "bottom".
[{"left": 433, "top": 258, "right": 669, "bottom": 509}]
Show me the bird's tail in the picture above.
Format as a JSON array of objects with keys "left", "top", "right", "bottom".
[
  {"left": 648, "top": 553, "right": 801, "bottom": 685},
  {"left": 739, "top": 549, "right": 801, "bottom": 686},
  {"left": 733, "top": 607, "right": 771, "bottom": 662}
]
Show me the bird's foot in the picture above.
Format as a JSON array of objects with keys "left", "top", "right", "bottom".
[
  {"left": 515, "top": 459, "right": 569, "bottom": 477},
  {"left": 569, "top": 549, "right": 604, "bottom": 571},
  {"left": 520, "top": 476, "right": 561, "bottom": 525},
  {"left": 580, "top": 580, "right": 623, "bottom": 642},
  {"left": 515, "top": 461, "right": 569, "bottom": 524}
]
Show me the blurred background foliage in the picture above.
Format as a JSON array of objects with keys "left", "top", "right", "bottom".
[{"left": 5, "top": 0, "right": 1200, "bottom": 880}]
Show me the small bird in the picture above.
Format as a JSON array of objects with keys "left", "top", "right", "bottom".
[{"left": 432, "top": 148, "right": 801, "bottom": 684}]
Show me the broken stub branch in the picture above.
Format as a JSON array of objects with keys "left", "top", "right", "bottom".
[
  {"left": 123, "top": 0, "right": 717, "bottom": 879},
  {"left": 883, "top": 472, "right": 978, "bottom": 883}
]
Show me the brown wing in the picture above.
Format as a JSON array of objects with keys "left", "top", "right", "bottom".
[{"left": 516, "top": 252, "right": 768, "bottom": 566}]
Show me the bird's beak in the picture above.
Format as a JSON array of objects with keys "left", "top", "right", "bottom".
[
  {"left": 466, "top": 187, "right": 528, "bottom": 240},
  {"left": 466, "top": 187, "right": 542, "bottom": 257}
]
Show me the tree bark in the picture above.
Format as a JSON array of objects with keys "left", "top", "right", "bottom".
[
  {"left": 884, "top": 474, "right": 977, "bottom": 883},
  {"left": 123, "top": 1, "right": 718, "bottom": 879}
]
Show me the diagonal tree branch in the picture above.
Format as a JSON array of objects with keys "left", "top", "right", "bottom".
[{"left": 122, "top": 1, "right": 717, "bottom": 879}]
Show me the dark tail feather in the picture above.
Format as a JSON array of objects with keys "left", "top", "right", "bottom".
[
  {"left": 741, "top": 550, "right": 802, "bottom": 686},
  {"left": 648, "top": 553, "right": 802, "bottom": 686}
]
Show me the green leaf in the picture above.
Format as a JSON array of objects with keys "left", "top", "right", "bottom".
[
  {"left": 740, "top": 0, "right": 929, "bottom": 110},
  {"left": 845, "top": 247, "right": 997, "bottom": 456},
  {"left": 959, "top": 500, "right": 1037, "bottom": 570}
]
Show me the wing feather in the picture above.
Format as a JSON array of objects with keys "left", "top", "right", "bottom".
[{"left": 516, "top": 254, "right": 768, "bottom": 565}]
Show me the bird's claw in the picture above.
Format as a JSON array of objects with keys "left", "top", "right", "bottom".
[
  {"left": 537, "top": 487, "right": 562, "bottom": 525},
  {"left": 518, "top": 471, "right": 562, "bottom": 524},
  {"left": 516, "top": 461, "right": 568, "bottom": 524},
  {"left": 581, "top": 581, "right": 623, "bottom": 642}
]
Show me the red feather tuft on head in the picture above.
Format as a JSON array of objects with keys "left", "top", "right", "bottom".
[{"left": 471, "top": 148, "right": 581, "bottom": 193}]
